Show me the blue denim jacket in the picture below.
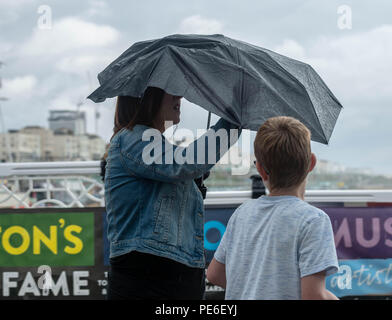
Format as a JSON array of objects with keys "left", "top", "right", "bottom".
[{"left": 105, "top": 118, "right": 241, "bottom": 268}]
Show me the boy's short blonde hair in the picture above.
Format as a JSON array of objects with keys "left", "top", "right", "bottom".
[{"left": 254, "top": 116, "right": 312, "bottom": 190}]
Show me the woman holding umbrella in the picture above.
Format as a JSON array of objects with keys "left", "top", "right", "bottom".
[
  {"left": 91, "top": 34, "right": 341, "bottom": 300},
  {"left": 101, "top": 86, "right": 241, "bottom": 299}
]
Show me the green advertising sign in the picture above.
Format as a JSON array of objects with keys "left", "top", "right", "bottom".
[{"left": 0, "top": 212, "right": 94, "bottom": 267}]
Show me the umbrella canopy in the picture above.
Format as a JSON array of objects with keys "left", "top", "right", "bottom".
[{"left": 87, "top": 34, "right": 342, "bottom": 144}]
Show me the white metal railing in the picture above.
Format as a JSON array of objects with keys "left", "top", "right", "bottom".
[
  {"left": 204, "top": 189, "right": 392, "bottom": 206},
  {"left": 0, "top": 161, "right": 391, "bottom": 208},
  {"left": 0, "top": 161, "right": 100, "bottom": 176},
  {"left": 0, "top": 161, "right": 103, "bottom": 208}
]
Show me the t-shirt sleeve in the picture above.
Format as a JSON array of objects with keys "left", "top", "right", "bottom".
[
  {"left": 298, "top": 212, "right": 339, "bottom": 278},
  {"left": 213, "top": 213, "right": 235, "bottom": 265},
  {"left": 213, "top": 225, "right": 228, "bottom": 264}
]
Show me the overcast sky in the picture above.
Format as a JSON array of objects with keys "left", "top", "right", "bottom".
[{"left": 0, "top": 0, "right": 391, "bottom": 174}]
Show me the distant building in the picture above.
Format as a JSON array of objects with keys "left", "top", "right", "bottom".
[
  {"left": 0, "top": 125, "right": 106, "bottom": 162},
  {"left": 20, "top": 126, "right": 54, "bottom": 161},
  {"left": 0, "top": 129, "right": 41, "bottom": 162},
  {"left": 48, "top": 110, "right": 86, "bottom": 135},
  {"left": 86, "top": 134, "right": 107, "bottom": 160},
  {"left": 77, "top": 134, "right": 91, "bottom": 161},
  {"left": 51, "top": 129, "right": 106, "bottom": 161},
  {"left": 313, "top": 159, "right": 347, "bottom": 174},
  {"left": 52, "top": 129, "right": 80, "bottom": 161}
]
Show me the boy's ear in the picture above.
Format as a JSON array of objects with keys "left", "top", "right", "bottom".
[
  {"left": 309, "top": 153, "right": 317, "bottom": 172},
  {"left": 256, "top": 161, "right": 269, "bottom": 181}
]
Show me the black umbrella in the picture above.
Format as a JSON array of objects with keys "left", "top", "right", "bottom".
[{"left": 87, "top": 34, "right": 342, "bottom": 144}]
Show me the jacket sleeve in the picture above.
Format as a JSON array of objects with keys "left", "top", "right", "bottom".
[{"left": 119, "top": 118, "right": 242, "bottom": 183}]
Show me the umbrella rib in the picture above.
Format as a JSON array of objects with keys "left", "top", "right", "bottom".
[
  {"left": 226, "top": 42, "right": 333, "bottom": 142},
  {"left": 170, "top": 47, "right": 242, "bottom": 125},
  {"left": 234, "top": 60, "right": 324, "bottom": 140},
  {"left": 214, "top": 42, "right": 329, "bottom": 141},
  {"left": 234, "top": 46, "right": 244, "bottom": 125},
  {"left": 261, "top": 52, "right": 328, "bottom": 142},
  {"left": 303, "top": 65, "right": 343, "bottom": 142}
]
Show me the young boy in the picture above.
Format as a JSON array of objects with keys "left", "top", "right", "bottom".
[{"left": 207, "top": 116, "right": 339, "bottom": 300}]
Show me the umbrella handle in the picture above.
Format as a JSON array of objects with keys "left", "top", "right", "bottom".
[
  {"left": 199, "top": 111, "right": 212, "bottom": 192},
  {"left": 207, "top": 111, "right": 211, "bottom": 130}
]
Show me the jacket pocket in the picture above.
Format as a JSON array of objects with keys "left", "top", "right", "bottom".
[{"left": 153, "top": 196, "right": 178, "bottom": 246}]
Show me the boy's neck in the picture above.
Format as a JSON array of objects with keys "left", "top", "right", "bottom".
[{"left": 267, "top": 182, "right": 306, "bottom": 200}]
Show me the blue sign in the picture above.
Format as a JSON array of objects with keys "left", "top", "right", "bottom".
[{"left": 327, "top": 259, "right": 392, "bottom": 297}]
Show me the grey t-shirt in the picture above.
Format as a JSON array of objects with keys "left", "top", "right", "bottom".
[{"left": 214, "top": 195, "right": 339, "bottom": 300}]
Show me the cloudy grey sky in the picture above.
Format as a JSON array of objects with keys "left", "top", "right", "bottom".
[{"left": 0, "top": 0, "right": 391, "bottom": 174}]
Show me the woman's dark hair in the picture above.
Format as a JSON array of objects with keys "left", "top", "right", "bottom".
[
  {"left": 100, "top": 86, "right": 165, "bottom": 181},
  {"left": 112, "top": 86, "right": 165, "bottom": 140}
]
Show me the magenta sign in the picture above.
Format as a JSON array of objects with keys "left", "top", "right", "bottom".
[{"left": 325, "top": 207, "right": 392, "bottom": 260}]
